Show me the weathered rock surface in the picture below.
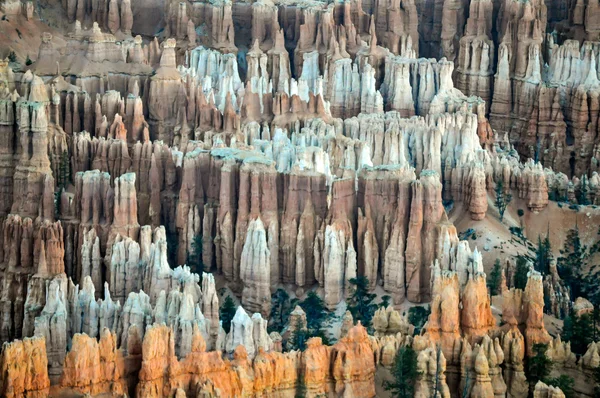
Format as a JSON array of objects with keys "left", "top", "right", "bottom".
[
  {"left": 0, "top": 336, "right": 50, "bottom": 397},
  {"left": 1, "top": 2, "right": 599, "bottom": 397}
]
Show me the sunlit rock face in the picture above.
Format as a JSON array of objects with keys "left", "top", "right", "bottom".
[{"left": 1, "top": 0, "right": 599, "bottom": 396}]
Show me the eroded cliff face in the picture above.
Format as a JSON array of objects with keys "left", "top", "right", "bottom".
[
  {"left": 1, "top": 323, "right": 376, "bottom": 398},
  {"left": 0, "top": 336, "right": 50, "bottom": 397},
  {"left": 0, "top": 0, "right": 599, "bottom": 396}
]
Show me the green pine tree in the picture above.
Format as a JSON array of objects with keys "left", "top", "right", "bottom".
[
  {"left": 187, "top": 234, "right": 203, "bottom": 273},
  {"left": 582, "top": 233, "right": 600, "bottom": 309},
  {"left": 384, "top": 346, "right": 419, "bottom": 398},
  {"left": 379, "top": 295, "right": 391, "bottom": 308},
  {"left": 408, "top": 306, "right": 430, "bottom": 335},
  {"left": 487, "top": 259, "right": 502, "bottom": 296},
  {"left": 514, "top": 256, "right": 530, "bottom": 290},
  {"left": 54, "top": 189, "right": 61, "bottom": 218},
  {"left": 594, "top": 307, "right": 600, "bottom": 342},
  {"left": 535, "top": 233, "right": 552, "bottom": 275},
  {"left": 347, "top": 276, "right": 378, "bottom": 332},
  {"left": 527, "top": 344, "right": 553, "bottom": 388},
  {"left": 219, "top": 295, "right": 237, "bottom": 334},
  {"left": 289, "top": 317, "right": 310, "bottom": 352},
  {"left": 561, "top": 312, "right": 596, "bottom": 355},
  {"left": 558, "top": 225, "right": 600, "bottom": 303},
  {"left": 495, "top": 180, "right": 513, "bottom": 222},
  {"left": 268, "top": 289, "right": 297, "bottom": 333},
  {"left": 299, "top": 291, "right": 333, "bottom": 344},
  {"left": 543, "top": 375, "right": 575, "bottom": 398},
  {"left": 579, "top": 174, "right": 590, "bottom": 205},
  {"left": 165, "top": 230, "right": 179, "bottom": 268},
  {"left": 559, "top": 226, "right": 584, "bottom": 297}
]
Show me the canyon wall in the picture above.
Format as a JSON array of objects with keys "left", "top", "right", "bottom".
[{"left": 0, "top": 0, "right": 599, "bottom": 396}]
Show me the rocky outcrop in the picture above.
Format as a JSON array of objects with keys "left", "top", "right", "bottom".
[
  {"left": 461, "top": 335, "right": 506, "bottom": 398},
  {"left": 33, "top": 275, "right": 68, "bottom": 381},
  {"left": 225, "top": 306, "right": 272, "bottom": 360},
  {"left": 573, "top": 297, "right": 594, "bottom": 317},
  {"left": 12, "top": 75, "right": 54, "bottom": 220},
  {"left": 413, "top": 343, "right": 452, "bottom": 397},
  {"left": 502, "top": 271, "right": 552, "bottom": 356},
  {"left": 148, "top": 39, "right": 185, "bottom": 144},
  {"left": 543, "top": 259, "right": 570, "bottom": 319},
  {"left": 501, "top": 327, "right": 528, "bottom": 398},
  {"left": 455, "top": 0, "right": 494, "bottom": 112},
  {"left": 330, "top": 324, "right": 376, "bottom": 397},
  {"left": 314, "top": 219, "right": 357, "bottom": 310},
  {"left": 4, "top": 3, "right": 600, "bottom": 397},
  {"left": 1, "top": 215, "right": 66, "bottom": 344},
  {"left": 59, "top": 329, "right": 126, "bottom": 395},
  {"left": 425, "top": 241, "right": 495, "bottom": 392},
  {"left": 533, "top": 381, "right": 566, "bottom": 398},
  {"left": 372, "top": 306, "right": 414, "bottom": 337},
  {"left": 134, "top": 323, "right": 375, "bottom": 397},
  {"left": 0, "top": 336, "right": 50, "bottom": 397},
  {"left": 405, "top": 171, "right": 446, "bottom": 302},
  {"left": 240, "top": 217, "right": 272, "bottom": 317}
]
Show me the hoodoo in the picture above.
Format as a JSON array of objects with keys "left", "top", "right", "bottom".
[{"left": 0, "top": 0, "right": 599, "bottom": 396}]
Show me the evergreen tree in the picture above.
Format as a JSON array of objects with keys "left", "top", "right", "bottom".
[
  {"left": 187, "top": 234, "right": 203, "bottom": 273},
  {"left": 289, "top": 317, "right": 310, "bottom": 352},
  {"left": 514, "top": 256, "right": 530, "bottom": 290},
  {"left": 494, "top": 180, "right": 512, "bottom": 222},
  {"left": 384, "top": 346, "right": 419, "bottom": 398},
  {"left": 54, "top": 189, "right": 61, "bottom": 218},
  {"left": 8, "top": 51, "right": 16, "bottom": 62},
  {"left": 25, "top": 55, "right": 32, "bottom": 65},
  {"left": 487, "top": 259, "right": 502, "bottom": 295},
  {"left": 347, "top": 276, "right": 378, "bottom": 331},
  {"left": 583, "top": 245, "right": 600, "bottom": 310},
  {"left": 527, "top": 344, "right": 553, "bottom": 388},
  {"left": 559, "top": 226, "right": 584, "bottom": 297},
  {"left": 408, "top": 306, "right": 430, "bottom": 335},
  {"left": 544, "top": 375, "right": 575, "bottom": 398},
  {"left": 579, "top": 174, "right": 590, "bottom": 205},
  {"left": 558, "top": 225, "right": 600, "bottom": 302},
  {"left": 561, "top": 312, "right": 596, "bottom": 355},
  {"left": 269, "top": 289, "right": 297, "bottom": 333},
  {"left": 299, "top": 291, "right": 332, "bottom": 343},
  {"left": 219, "top": 295, "right": 237, "bottom": 334},
  {"left": 165, "top": 230, "right": 179, "bottom": 268},
  {"left": 379, "top": 295, "right": 391, "bottom": 308},
  {"left": 535, "top": 233, "right": 552, "bottom": 275},
  {"left": 594, "top": 307, "right": 600, "bottom": 342}
]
